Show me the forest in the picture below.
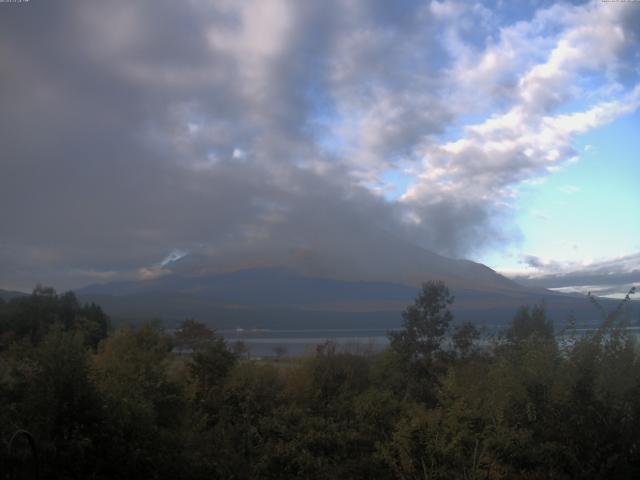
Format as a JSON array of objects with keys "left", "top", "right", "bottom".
[{"left": 1, "top": 282, "right": 639, "bottom": 479}]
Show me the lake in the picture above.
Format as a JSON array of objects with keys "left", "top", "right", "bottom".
[
  {"left": 220, "top": 328, "right": 391, "bottom": 357},
  {"left": 220, "top": 325, "right": 640, "bottom": 358}
]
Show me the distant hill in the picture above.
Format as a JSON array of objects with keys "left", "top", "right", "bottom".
[
  {"left": 79, "top": 268, "right": 418, "bottom": 306},
  {"left": 0, "top": 289, "right": 28, "bottom": 301},
  {"left": 76, "top": 267, "right": 635, "bottom": 330},
  {"left": 74, "top": 221, "right": 549, "bottom": 329}
]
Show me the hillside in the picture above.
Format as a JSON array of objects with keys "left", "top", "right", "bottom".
[
  {"left": 76, "top": 267, "right": 632, "bottom": 329},
  {"left": 0, "top": 289, "right": 27, "bottom": 301}
]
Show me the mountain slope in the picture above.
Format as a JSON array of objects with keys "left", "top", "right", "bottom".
[
  {"left": 78, "top": 268, "right": 418, "bottom": 308},
  {"left": 0, "top": 289, "right": 28, "bottom": 301},
  {"left": 163, "top": 222, "right": 524, "bottom": 293},
  {"left": 76, "top": 267, "right": 633, "bottom": 329}
]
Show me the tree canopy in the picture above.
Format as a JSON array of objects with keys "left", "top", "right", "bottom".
[{"left": 1, "top": 284, "right": 639, "bottom": 479}]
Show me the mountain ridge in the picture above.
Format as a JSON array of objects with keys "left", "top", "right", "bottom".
[
  {"left": 0, "top": 289, "right": 28, "bottom": 301},
  {"left": 76, "top": 266, "right": 633, "bottom": 330}
]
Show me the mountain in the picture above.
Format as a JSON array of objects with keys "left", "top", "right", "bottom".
[
  {"left": 79, "top": 267, "right": 418, "bottom": 306},
  {"left": 74, "top": 221, "right": 552, "bottom": 329},
  {"left": 76, "top": 266, "right": 633, "bottom": 330},
  {"left": 0, "top": 289, "right": 28, "bottom": 301},
  {"left": 161, "top": 224, "right": 524, "bottom": 293}
]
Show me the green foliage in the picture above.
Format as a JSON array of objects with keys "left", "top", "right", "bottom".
[
  {"left": 452, "top": 321, "right": 481, "bottom": 360},
  {"left": 389, "top": 281, "right": 454, "bottom": 361},
  {"left": 506, "top": 304, "right": 554, "bottom": 342},
  {"left": 0, "top": 285, "right": 109, "bottom": 349},
  {"left": 387, "top": 281, "right": 455, "bottom": 403},
  {"left": 93, "top": 323, "right": 187, "bottom": 478},
  {"left": 175, "top": 318, "right": 216, "bottom": 353},
  {"left": 3, "top": 327, "right": 103, "bottom": 478},
  {"left": 1, "top": 283, "right": 639, "bottom": 479},
  {"left": 189, "top": 334, "right": 237, "bottom": 402}
]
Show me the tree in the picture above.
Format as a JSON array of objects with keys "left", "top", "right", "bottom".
[
  {"left": 272, "top": 345, "right": 288, "bottom": 361},
  {"left": 389, "top": 281, "right": 454, "bottom": 361},
  {"left": 14, "top": 327, "right": 103, "bottom": 478},
  {"left": 0, "top": 287, "right": 108, "bottom": 347},
  {"left": 174, "top": 318, "right": 215, "bottom": 353},
  {"left": 93, "top": 323, "right": 185, "bottom": 478},
  {"left": 388, "top": 281, "right": 455, "bottom": 402},
  {"left": 452, "top": 322, "right": 481, "bottom": 360},
  {"left": 189, "top": 335, "right": 237, "bottom": 404},
  {"left": 232, "top": 340, "right": 249, "bottom": 358},
  {"left": 75, "top": 302, "right": 110, "bottom": 349},
  {"left": 506, "top": 304, "right": 553, "bottom": 342}
]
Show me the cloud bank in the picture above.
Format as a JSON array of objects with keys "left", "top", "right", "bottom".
[
  {"left": 513, "top": 252, "right": 640, "bottom": 297},
  {"left": 1, "top": 0, "right": 639, "bottom": 290}
]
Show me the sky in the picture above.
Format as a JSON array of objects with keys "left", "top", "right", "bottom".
[{"left": 0, "top": 0, "right": 638, "bottom": 295}]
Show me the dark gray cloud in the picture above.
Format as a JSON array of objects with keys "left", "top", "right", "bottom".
[
  {"left": 522, "top": 255, "right": 548, "bottom": 270},
  {"left": 0, "top": 0, "right": 438, "bottom": 290},
  {"left": 0, "top": 0, "right": 639, "bottom": 290}
]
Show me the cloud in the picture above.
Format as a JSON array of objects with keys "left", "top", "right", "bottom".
[
  {"left": 160, "top": 249, "right": 189, "bottom": 267},
  {"left": 522, "top": 254, "right": 550, "bottom": 269},
  {"left": 0, "top": 0, "right": 639, "bottom": 290},
  {"left": 399, "top": 1, "right": 640, "bottom": 254},
  {"left": 512, "top": 252, "right": 640, "bottom": 297},
  {"left": 549, "top": 284, "right": 637, "bottom": 299}
]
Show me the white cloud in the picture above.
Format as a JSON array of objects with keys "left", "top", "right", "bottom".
[
  {"left": 489, "top": 248, "right": 638, "bottom": 298},
  {"left": 160, "top": 249, "right": 189, "bottom": 267},
  {"left": 398, "top": 1, "right": 640, "bottom": 255},
  {"left": 513, "top": 251, "right": 640, "bottom": 284}
]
